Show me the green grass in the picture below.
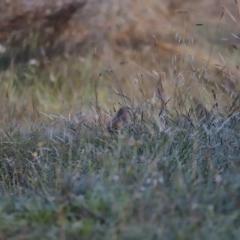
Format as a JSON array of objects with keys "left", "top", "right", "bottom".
[{"left": 1, "top": 94, "right": 240, "bottom": 239}]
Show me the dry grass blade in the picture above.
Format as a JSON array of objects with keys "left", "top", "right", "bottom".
[{"left": 222, "top": 5, "right": 240, "bottom": 30}]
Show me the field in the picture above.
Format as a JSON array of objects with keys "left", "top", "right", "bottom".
[{"left": 1, "top": 0, "right": 240, "bottom": 239}]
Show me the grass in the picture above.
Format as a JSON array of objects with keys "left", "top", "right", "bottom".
[
  {"left": 1, "top": 89, "right": 240, "bottom": 239},
  {"left": 1, "top": 0, "right": 240, "bottom": 239}
]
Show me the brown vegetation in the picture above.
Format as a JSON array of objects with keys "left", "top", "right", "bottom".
[{"left": 1, "top": 0, "right": 240, "bottom": 119}]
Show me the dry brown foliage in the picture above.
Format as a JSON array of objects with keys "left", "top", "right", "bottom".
[{"left": 1, "top": 0, "right": 240, "bottom": 112}]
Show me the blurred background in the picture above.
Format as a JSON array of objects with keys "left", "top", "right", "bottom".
[{"left": 0, "top": 0, "right": 240, "bottom": 126}]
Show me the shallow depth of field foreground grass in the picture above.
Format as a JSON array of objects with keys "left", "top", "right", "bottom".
[{"left": 1, "top": 95, "right": 240, "bottom": 239}]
